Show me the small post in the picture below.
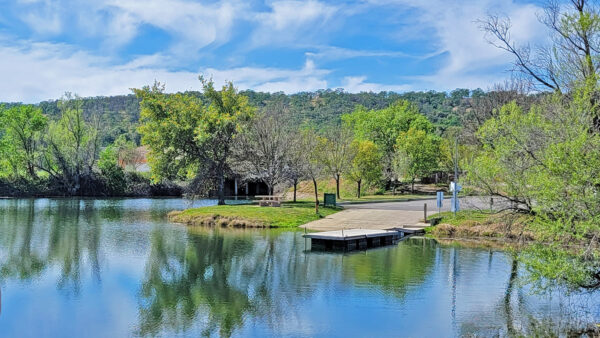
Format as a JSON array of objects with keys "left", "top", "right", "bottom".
[
  {"left": 490, "top": 197, "right": 493, "bottom": 212},
  {"left": 424, "top": 203, "right": 427, "bottom": 223}
]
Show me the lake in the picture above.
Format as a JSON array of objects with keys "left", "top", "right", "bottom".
[{"left": 0, "top": 198, "right": 598, "bottom": 337}]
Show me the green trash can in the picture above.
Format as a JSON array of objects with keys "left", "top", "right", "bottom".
[{"left": 324, "top": 193, "right": 336, "bottom": 207}]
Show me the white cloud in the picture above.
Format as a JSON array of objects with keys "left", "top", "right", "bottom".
[
  {"left": 249, "top": 0, "right": 340, "bottom": 47},
  {"left": 201, "top": 59, "right": 329, "bottom": 93},
  {"left": 18, "top": 0, "right": 63, "bottom": 35},
  {"left": 370, "top": 0, "right": 548, "bottom": 90},
  {"left": 341, "top": 76, "right": 411, "bottom": 93},
  {"left": 0, "top": 38, "right": 199, "bottom": 102},
  {"left": 0, "top": 38, "right": 332, "bottom": 102},
  {"left": 0, "top": 0, "right": 554, "bottom": 101},
  {"left": 305, "top": 46, "right": 429, "bottom": 61},
  {"left": 104, "top": 0, "right": 244, "bottom": 53}
]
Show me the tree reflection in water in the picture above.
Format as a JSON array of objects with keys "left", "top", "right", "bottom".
[
  {"left": 457, "top": 253, "right": 600, "bottom": 336},
  {"left": 0, "top": 200, "right": 45, "bottom": 280},
  {"left": 136, "top": 230, "right": 438, "bottom": 337},
  {"left": 0, "top": 199, "right": 103, "bottom": 295},
  {"left": 0, "top": 199, "right": 598, "bottom": 337}
]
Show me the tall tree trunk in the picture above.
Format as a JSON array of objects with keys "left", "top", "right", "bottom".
[
  {"left": 218, "top": 173, "right": 226, "bottom": 205},
  {"left": 312, "top": 177, "right": 319, "bottom": 214},
  {"left": 411, "top": 178, "right": 415, "bottom": 193},
  {"left": 293, "top": 178, "right": 297, "bottom": 203},
  {"left": 357, "top": 179, "right": 361, "bottom": 198},
  {"left": 27, "top": 164, "right": 36, "bottom": 180},
  {"left": 335, "top": 173, "right": 340, "bottom": 199},
  {"left": 504, "top": 257, "right": 518, "bottom": 336}
]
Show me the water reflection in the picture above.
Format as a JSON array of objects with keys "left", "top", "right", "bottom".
[{"left": 0, "top": 199, "right": 598, "bottom": 337}]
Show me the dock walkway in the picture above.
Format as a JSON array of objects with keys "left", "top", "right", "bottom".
[{"left": 304, "top": 227, "right": 426, "bottom": 251}]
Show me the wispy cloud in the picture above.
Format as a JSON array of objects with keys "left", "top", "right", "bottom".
[
  {"left": 0, "top": 0, "right": 550, "bottom": 102},
  {"left": 305, "top": 46, "right": 433, "bottom": 62},
  {"left": 249, "top": 1, "right": 340, "bottom": 48},
  {"left": 206, "top": 59, "right": 330, "bottom": 93},
  {"left": 377, "top": 0, "right": 547, "bottom": 89},
  {"left": 341, "top": 76, "right": 412, "bottom": 92},
  {"left": 0, "top": 38, "right": 330, "bottom": 102}
]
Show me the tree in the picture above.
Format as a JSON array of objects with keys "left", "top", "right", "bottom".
[
  {"left": 321, "top": 126, "right": 355, "bottom": 199},
  {"left": 42, "top": 94, "right": 101, "bottom": 195},
  {"left": 466, "top": 87, "right": 600, "bottom": 290},
  {"left": 343, "top": 100, "right": 432, "bottom": 182},
  {"left": 480, "top": 0, "right": 600, "bottom": 93},
  {"left": 135, "top": 79, "right": 253, "bottom": 205},
  {"left": 0, "top": 105, "right": 47, "bottom": 179},
  {"left": 231, "top": 109, "right": 290, "bottom": 195},
  {"left": 395, "top": 128, "right": 441, "bottom": 193},
  {"left": 286, "top": 129, "right": 310, "bottom": 203},
  {"left": 347, "top": 140, "right": 382, "bottom": 198},
  {"left": 98, "top": 144, "right": 126, "bottom": 195},
  {"left": 461, "top": 80, "right": 537, "bottom": 145},
  {"left": 299, "top": 128, "right": 326, "bottom": 213}
]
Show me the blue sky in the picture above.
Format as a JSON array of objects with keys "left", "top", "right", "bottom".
[{"left": 0, "top": 0, "right": 548, "bottom": 103}]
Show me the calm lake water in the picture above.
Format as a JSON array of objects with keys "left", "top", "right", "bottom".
[{"left": 0, "top": 198, "right": 598, "bottom": 337}]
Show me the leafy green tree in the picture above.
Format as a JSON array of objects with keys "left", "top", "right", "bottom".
[
  {"left": 394, "top": 128, "right": 441, "bottom": 192},
  {"left": 467, "top": 87, "right": 600, "bottom": 290},
  {"left": 343, "top": 100, "right": 433, "bottom": 180},
  {"left": 98, "top": 144, "right": 125, "bottom": 195},
  {"left": 347, "top": 140, "right": 382, "bottom": 198},
  {"left": 0, "top": 105, "right": 47, "bottom": 179},
  {"left": 135, "top": 83, "right": 203, "bottom": 181},
  {"left": 43, "top": 95, "right": 101, "bottom": 195},
  {"left": 135, "top": 79, "right": 253, "bottom": 205}
]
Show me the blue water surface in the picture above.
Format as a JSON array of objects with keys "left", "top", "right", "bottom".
[{"left": 0, "top": 198, "right": 597, "bottom": 337}]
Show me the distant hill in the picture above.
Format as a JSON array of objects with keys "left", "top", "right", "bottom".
[{"left": 2, "top": 88, "right": 478, "bottom": 145}]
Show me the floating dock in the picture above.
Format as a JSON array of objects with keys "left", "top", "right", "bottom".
[{"left": 304, "top": 227, "right": 425, "bottom": 251}]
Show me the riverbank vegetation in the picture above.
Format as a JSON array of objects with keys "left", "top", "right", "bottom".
[
  {"left": 429, "top": 0, "right": 600, "bottom": 292},
  {"left": 0, "top": 95, "right": 181, "bottom": 197},
  {"left": 0, "top": 86, "right": 469, "bottom": 199},
  {"left": 169, "top": 202, "right": 341, "bottom": 228},
  {"left": 428, "top": 211, "right": 534, "bottom": 241},
  {"left": 133, "top": 75, "right": 453, "bottom": 213}
]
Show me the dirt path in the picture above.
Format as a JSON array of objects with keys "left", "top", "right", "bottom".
[{"left": 300, "top": 197, "right": 493, "bottom": 231}]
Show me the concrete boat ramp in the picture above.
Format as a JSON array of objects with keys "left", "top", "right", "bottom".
[
  {"left": 304, "top": 226, "right": 427, "bottom": 251},
  {"left": 302, "top": 197, "right": 494, "bottom": 251}
]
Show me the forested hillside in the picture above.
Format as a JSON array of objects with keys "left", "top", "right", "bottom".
[{"left": 2, "top": 88, "right": 474, "bottom": 145}]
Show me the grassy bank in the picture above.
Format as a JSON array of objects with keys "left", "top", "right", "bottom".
[
  {"left": 427, "top": 210, "right": 536, "bottom": 242},
  {"left": 169, "top": 201, "right": 342, "bottom": 228}
]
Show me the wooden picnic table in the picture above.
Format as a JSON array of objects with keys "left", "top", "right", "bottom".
[{"left": 255, "top": 195, "right": 283, "bottom": 207}]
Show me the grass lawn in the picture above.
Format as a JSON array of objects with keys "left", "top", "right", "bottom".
[
  {"left": 169, "top": 201, "right": 342, "bottom": 228},
  {"left": 426, "top": 210, "right": 534, "bottom": 240},
  {"left": 429, "top": 210, "right": 494, "bottom": 226}
]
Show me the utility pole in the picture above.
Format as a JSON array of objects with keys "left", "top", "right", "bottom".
[
  {"left": 452, "top": 136, "right": 459, "bottom": 216},
  {"left": 454, "top": 136, "right": 459, "bottom": 182}
]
